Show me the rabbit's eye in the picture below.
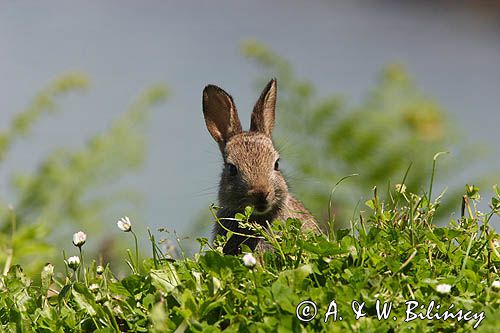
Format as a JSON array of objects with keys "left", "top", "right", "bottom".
[
  {"left": 274, "top": 159, "right": 280, "bottom": 171},
  {"left": 227, "top": 163, "right": 238, "bottom": 176}
]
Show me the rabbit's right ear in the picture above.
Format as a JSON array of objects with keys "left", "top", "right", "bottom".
[
  {"left": 250, "top": 79, "right": 277, "bottom": 137},
  {"left": 203, "top": 85, "right": 242, "bottom": 149}
]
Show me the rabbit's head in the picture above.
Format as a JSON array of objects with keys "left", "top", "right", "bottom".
[{"left": 202, "top": 79, "right": 289, "bottom": 216}]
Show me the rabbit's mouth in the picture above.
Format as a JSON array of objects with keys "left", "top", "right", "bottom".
[
  {"left": 253, "top": 204, "right": 273, "bottom": 215},
  {"left": 249, "top": 191, "right": 275, "bottom": 215}
]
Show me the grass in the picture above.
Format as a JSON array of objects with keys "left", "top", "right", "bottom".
[{"left": 0, "top": 180, "right": 499, "bottom": 332}]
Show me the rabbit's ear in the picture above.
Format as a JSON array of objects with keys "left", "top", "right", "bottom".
[
  {"left": 250, "top": 78, "right": 277, "bottom": 137},
  {"left": 203, "top": 85, "right": 242, "bottom": 148}
]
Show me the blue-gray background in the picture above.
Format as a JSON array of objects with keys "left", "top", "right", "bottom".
[{"left": 1, "top": 1, "right": 499, "bottom": 239}]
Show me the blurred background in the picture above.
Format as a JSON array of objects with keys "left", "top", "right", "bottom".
[{"left": 1, "top": 0, "right": 499, "bottom": 274}]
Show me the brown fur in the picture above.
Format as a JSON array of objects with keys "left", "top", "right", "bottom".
[{"left": 202, "top": 79, "right": 320, "bottom": 254}]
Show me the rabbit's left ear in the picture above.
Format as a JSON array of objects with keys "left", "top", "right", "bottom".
[
  {"left": 203, "top": 84, "right": 242, "bottom": 149},
  {"left": 250, "top": 78, "right": 277, "bottom": 137}
]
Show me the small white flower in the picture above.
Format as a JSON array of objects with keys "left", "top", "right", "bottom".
[
  {"left": 72, "top": 231, "right": 87, "bottom": 247},
  {"left": 348, "top": 245, "right": 358, "bottom": 257},
  {"left": 395, "top": 183, "right": 407, "bottom": 194},
  {"left": 66, "top": 256, "right": 80, "bottom": 270},
  {"left": 43, "top": 263, "right": 54, "bottom": 275},
  {"left": 242, "top": 253, "right": 256, "bottom": 268},
  {"left": 89, "top": 283, "right": 100, "bottom": 292},
  {"left": 436, "top": 283, "right": 452, "bottom": 294},
  {"left": 96, "top": 265, "right": 105, "bottom": 275},
  {"left": 212, "top": 277, "right": 221, "bottom": 292},
  {"left": 117, "top": 216, "right": 132, "bottom": 232},
  {"left": 492, "top": 281, "right": 500, "bottom": 290}
]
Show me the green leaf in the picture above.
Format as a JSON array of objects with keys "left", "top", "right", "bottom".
[
  {"left": 150, "top": 267, "right": 179, "bottom": 293},
  {"left": 72, "top": 283, "right": 97, "bottom": 316}
]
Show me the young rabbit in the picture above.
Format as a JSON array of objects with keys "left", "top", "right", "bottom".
[{"left": 202, "top": 79, "right": 320, "bottom": 254}]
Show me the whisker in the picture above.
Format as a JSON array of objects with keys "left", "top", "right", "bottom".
[
  {"left": 191, "top": 191, "right": 218, "bottom": 198},
  {"left": 196, "top": 184, "right": 220, "bottom": 192}
]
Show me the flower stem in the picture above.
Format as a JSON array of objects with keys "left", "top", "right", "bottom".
[
  {"left": 79, "top": 247, "right": 87, "bottom": 285},
  {"left": 131, "top": 230, "right": 139, "bottom": 273}
]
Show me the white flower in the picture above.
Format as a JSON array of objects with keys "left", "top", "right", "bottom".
[
  {"left": 212, "top": 277, "right": 221, "bottom": 293},
  {"left": 43, "top": 263, "right": 54, "bottom": 275},
  {"left": 117, "top": 216, "right": 132, "bottom": 232},
  {"left": 492, "top": 281, "right": 500, "bottom": 290},
  {"left": 395, "top": 183, "right": 407, "bottom": 194},
  {"left": 96, "top": 265, "right": 105, "bottom": 275},
  {"left": 72, "top": 231, "right": 87, "bottom": 247},
  {"left": 89, "top": 283, "right": 100, "bottom": 292},
  {"left": 436, "top": 283, "right": 452, "bottom": 294},
  {"left": 242, "top": 253, "right": 256, "bottom": 268},
  {"left": 66, "top": 256, "right": 80, "bottom": 270}
]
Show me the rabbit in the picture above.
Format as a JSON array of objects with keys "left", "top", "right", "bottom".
[{"left": 202, "top": 78, "right": 320, "bottom": 255}]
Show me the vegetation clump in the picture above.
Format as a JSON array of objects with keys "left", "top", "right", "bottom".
[{"left": 1, "top": 181, "right": 498, "bottom": 332}]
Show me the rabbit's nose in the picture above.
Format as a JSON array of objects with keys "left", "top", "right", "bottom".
[
  {"left": 255, "top": 191, "right": 270, "bottom": 203},
  {"left": 249, "top": 188, "right": 271, "bottom": 211},
  {"left": 249, "top": 187, "right": 270, "bottom": 200}
]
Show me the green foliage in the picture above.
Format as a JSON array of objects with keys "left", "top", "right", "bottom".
[
  {"left": 0, "top": 74, "right": 168, "bottom": 276},
  {"left": 1, "top": 182, "right": 498, "bottom": 332},
  {"left": 241, "top": 40, "right": 482, "bottom": 225},
  {"left": 0, "top": 73, "right": 89, "bottom": 162}
]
